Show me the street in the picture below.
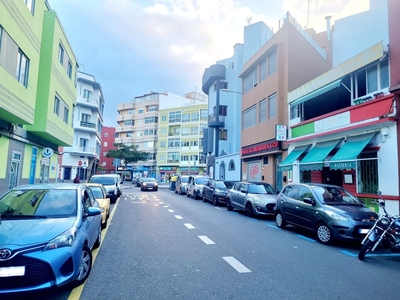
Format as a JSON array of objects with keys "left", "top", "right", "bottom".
[{"left": 8, "top": 184, "right": 400, "bottom": 300}]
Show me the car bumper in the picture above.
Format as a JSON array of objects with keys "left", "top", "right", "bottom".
[
  {"left": 328, "top": 220, "right": 375, "bottom": 241},
  {"left": 254, "top": 203, "right": 276, "bottom": 216},
  {"left": 0, "top": 241, "right": 85, "bottom": 293}
]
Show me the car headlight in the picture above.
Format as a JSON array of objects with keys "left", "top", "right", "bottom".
[
  {"left": 44, "top": 227, "right": 77, "bottom": 250},
  {"left": 325, "top": 210, "right": 348, "bottom": 221}
]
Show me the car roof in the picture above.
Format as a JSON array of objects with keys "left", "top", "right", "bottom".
[
  {"left": 12, "top": 183, "right": 86, "bottom": 190},
  {"left": 91, "top": 174, "right": 118, "bottom": 177},
  {"left": 285, "top": 182, "right": 343, "bottom": 189}
]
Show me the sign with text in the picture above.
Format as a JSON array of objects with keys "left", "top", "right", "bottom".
[{"left": 276, "top": 124, "right": 287, "bottom": 141}]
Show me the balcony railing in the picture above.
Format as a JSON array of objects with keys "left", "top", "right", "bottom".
[
  {"left": 80, "top": 121, "right": 96, "bottom": 129},
  {"left": 208, "top": 114, "right": 225, "bottom": 128}
]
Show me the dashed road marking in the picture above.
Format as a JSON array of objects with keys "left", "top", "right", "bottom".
[
  {"left": 184, "top": 223, "right": 195, "bottom": 229},
  {"left": 168, "top": 209, "right": 175, "bottom": 212},
  {"left": 175, "top": 215, "right": 183, "bottom": 219},
  {"left": 198, "top": 235, "right": 215, "bottom": 245},
  {"left": 223, "top": 256, "right": 251, "bottom": 273}
]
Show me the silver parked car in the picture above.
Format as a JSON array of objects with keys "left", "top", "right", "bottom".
[
  {"left": 226, "top": 181, "right": 277, "bottom": 217},
  {"left": 175, "top": 175, "right": 189, "bottom": 195},
  {"left": 186, "top": 175, "right": 212, "bottom": 199}
]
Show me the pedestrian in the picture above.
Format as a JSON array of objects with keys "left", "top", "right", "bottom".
[{"left": 73, "top": 174, "right": 80, "bottom": 183}]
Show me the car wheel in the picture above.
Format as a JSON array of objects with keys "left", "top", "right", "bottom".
[
  {"left": 226, "top": 198, "right": 233, "bottom": 211},
  {"left": 358, "top": 239, "right": 374, "bottom": 260},
  {"left": 101, "top": 219, "right": 107, "bottom": 230},
  {"left": 94, "top": 224, "right": 101, "bottom": 248},
  {"left": 275, "top": 211, "right": 287, "bottom": 229},
  {"left": 155, "top": 188, "right": 158, "bottom": 191},
  {"left": 245, "top": 203, "right": 254, "bottom": 218},
  {"left": 73, "top": 245, "right": 93, "bottom": 287},
  {"left": 316, "top": 223, "right": 332, "bottom": 244},
  {"left": 213, "top": 195, "right": 219, "bottom": 206}
]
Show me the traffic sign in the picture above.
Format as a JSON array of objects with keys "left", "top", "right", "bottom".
[{"left": 78, "top": 161, "right": 83, "bottom": 166}]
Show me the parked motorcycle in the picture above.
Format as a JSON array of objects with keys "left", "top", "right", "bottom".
[{"left": 358, "top": 191, "right": 400, "bottom": 260}]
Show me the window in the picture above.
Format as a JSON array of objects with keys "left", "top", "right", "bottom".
[
  {"left": 182, "top": 128, "right": 189, "bottom": 136},
  {"left": 167, "top": 152, "right": 180, "bottom": 161},
  {"left": 54, "top": 96, "right": 60, "bottom": 116},
  {"left": 191, "top": 112, "right": 199, "bottom": 121},
  {"left": 354, "top": 59, "right": 389, "bottom": 98},
  {"left": 147, "top": 105, "right": 158, "bottom": 112},
  {"left": 123, "top": 120, "right": 134, "bottom": 126},
  {"left": 63, "top": 107, "right": 69, "bottom": 124},
  {"left": 145, "top": 117, "right": 158, "bottom": 124},
  {"left": 136, "top": 131, "right": 142, "bottom": 137},
  {"left": 168, "top": 138, "right": 180, "bottom": 148},
  {"left": 182, "top": 113, "right": 190, "bottom": 122},
  {"left": 58, "top": 43, "right": 64, "bottom": 64},
  {"left": 161, "top": 115, "right": 167, "bottom": 121},
  {"left": 290, "top": 103, "right": 303, "bottom": 120},
  {"left": 137, "top": 119, "right": 143, "bottom": 125},
  {"left": 263, "top": 156, "right": 269, "bottom": 165},
  {"left": 191, "top": 127, "right": 198, "bottom": 135},
  {"left": 16, "top": 50, "right": 29, "bottom": 87},
  {"left": 228, "top": 159, "right": 235, "bottom": 171},
  {"left": 138, "top": 108, "right": 144, "bottom": 114},
  {"left": 243, "top": 105, "right": 256, "bottom": 129},
  {"left": 190, "top": 140, "right": 198, "bottom": 147},
  {"left": 160, "top": 141, "right": 166, "bottom": 147},
  {"left": 219, "top": 129, "right": 227, "bottom": 140},
  {"left": 169, "top": 111, "right": 181, "bottom": 123},
  {"left": 83, "top": 89, "right": 92, "bottom": 99},
  {"left": 259, "top": 99, "right": 266, "bottom": 122},
  {"left": 67, "top": 61, "right": 73, "bottom": 79},
  {"left": 181, "top": 155, "right": 189, "bottom": 161},
  {"left": 128, "top": 109, "right": 135, "bottom": 114},
  {"left": 228, "top": 61, "right": 234, "bottom": 69},
  {"left": 244, "top": 69, "right": 257, "bottom": 94},
  {"left": 104, "top": 133, "right": 108, "bottom": 137},
  {"left": 359, "top": 152, "right": 378, "bottom": 194},
  {"left": 259, "top": 59, "right": 267, "bottom": 82},
  {"left": 200, "top": 109, "right": 208, "bottom": 119},
  {"left": 268, "top": 50, "right": 277, "bottom": 76},
  {"left": 215, "top": 105, "right": 227, "bottom": 116},
  {"left": 181, "top": 141, "right": 190, "bottom": 147},
  {"left": 161, "top": 128, "right": 166, "bottom": 135},
  {"left": 126, "top": 131, "right": 134, "bottom": 137},
  {"left": 380, "top": 59, "right": 389, "bottom": 89},
  {"left": 24, "top": 0, "right": 35, "bottom": 15},
  {"left": 103, "top": 142, "right": 108, "bottom": 147},
  {"left": 268, "top": 94, "right": 277, "bottom": 119}
]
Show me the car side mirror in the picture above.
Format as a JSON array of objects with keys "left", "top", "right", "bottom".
[
  {"left": 303, "top": 198, "right": 316, "bottom": 206},
  {"left": 240, "top": 188, "right": 246, "bottom": 194}
]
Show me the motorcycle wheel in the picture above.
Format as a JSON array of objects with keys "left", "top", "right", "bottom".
[{"left": 358, "top": 239, "right": 374, "bottom": 260}]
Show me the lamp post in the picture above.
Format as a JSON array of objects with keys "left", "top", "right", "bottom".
[{"left": 213, "top": 79, "right": 221, "bottom": 180}]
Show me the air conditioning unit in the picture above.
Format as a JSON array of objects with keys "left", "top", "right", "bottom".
[{"left": 8, "top": 123, "right": 17, "bottom": 132}]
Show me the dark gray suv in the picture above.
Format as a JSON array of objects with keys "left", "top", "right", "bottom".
[{"left": 275, "top": 183, "right": 378, "bottom": 244}]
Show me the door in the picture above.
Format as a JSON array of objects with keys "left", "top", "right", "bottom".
[
  {"left": 9, "top": 152, "right": 21, "bottom": 190},
  {"left": 293, "top": 185, "right": 317, "bottom": 230}
]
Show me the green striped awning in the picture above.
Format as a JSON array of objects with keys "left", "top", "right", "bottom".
[
  {"left": 299, "top": 139, "right": 341, "bottom": 171},
  {"left": 279, "top": 145, "right": 309, "bottom": 171}
]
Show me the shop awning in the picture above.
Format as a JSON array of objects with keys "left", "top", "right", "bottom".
[
  {"left": 329, "top": 133, "right": 376, "bottom": 170},
  {"left": 291, "top": 78, "right": 344, "bottom": 106},
  {"left": 299, "top": 139, "right": 341, "bottom": 171},
  {"left": 279, "top": 145, "right": 310, "bottom": 171}
]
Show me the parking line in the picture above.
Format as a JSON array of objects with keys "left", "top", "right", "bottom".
[
  {"left": 296, "top": 234, "right": 316, "bottom": 242},
  {"left": 340, "top": 250, "right": 400, "bottom": 257},
  {"left": 175, "top": 215, "right": 183, "bottom": 219},
  {"left": 267, "top": 224, "right": 279, "bottom": 229},
  {"left": 198, "top": 235, "right": 215, "bottom": 244},
  {"left": 223, "top": 257, "right": 251, "bottom": 273},
  {"left": 184, "top": 223, "right": 195, "bottom": 229}
]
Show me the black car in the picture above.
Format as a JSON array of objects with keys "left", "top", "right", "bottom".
[
  {"left": 136, "top": 177, "right": 147, "bottom": 187},
  {"left": 275, "top": 183, "right": 378, "bottom": 244},
  {"left": 202, "top": 180, "right": 231, "bottom": 206},
  {"left": 140, "top": 178, "right": 158, "bottom": 191}
]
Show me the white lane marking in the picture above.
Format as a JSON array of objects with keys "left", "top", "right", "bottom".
[
  {"left": 175, "top": 215, "right": 183, "bottom": 219},
  {"left": 168, "top": 209, "right": 175, "bottom": 212},
  {"left": 164, "top": 205, "right": 169, "bottom": 208},
  {"left": 223, "top": 257, "right": 251, "bottom": 273},
  {"left": 159, "top": 202, "right": 164, "bottom": 204},
  {"left": 184, "top": 223, "right": 195, "bottom": 229},
  {"left": 198, "top": 235, "right": 215, "bottom": 245}
]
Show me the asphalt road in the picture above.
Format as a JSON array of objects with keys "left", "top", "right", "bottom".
[{"left": 7, "top": 183, "right": 400, "bottom": 299}]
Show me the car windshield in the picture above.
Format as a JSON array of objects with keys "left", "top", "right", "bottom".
[
  {"left": 181, "top": 177, "right": 189, "bottom": 183},
  {"left": 313, "top": 186, "right": 362, "bottom": 205},
  {"left": 215, "top": 182, "right": 227, "bottom": 189},
  {"left": 143, "top": 178, "right": 156, "bottom": 182},
  {"left": 90, "top": 177, "right": 115, "bottom": 185},
  {"left": 90, "top": 187, "right": 104, "bottom": 199},
  {"left": 224, "top": 181, "right": 235, "bottom": 189},
  {"left": 248, "top": 184, "right": 268, "bottom": 194},
  {"left": 0, "top": 189, "right": 77, "bottom": 217},
  {"left": 195, "top": 177, "right": 210, "bottom": 184},
  {"left": 256, "top": 183, "right": 275, "bottom": 194}
]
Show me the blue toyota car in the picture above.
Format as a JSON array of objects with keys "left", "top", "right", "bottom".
[{"left": 0, "top": 183, "right": 102, "bottom": 294}]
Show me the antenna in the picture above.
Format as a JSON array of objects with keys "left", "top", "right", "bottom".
[
  {"left": 307, "top": 0, "right": 311, "bottom": 28},
  {"left": 246, "top": 16, "right": 252, "bottom": 25}
]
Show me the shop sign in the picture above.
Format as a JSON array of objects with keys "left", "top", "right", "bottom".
[
  {"left": 330, "top": 161, "right": 356, "bottom": 170},
  {"left": 159, "top": 167, "right": 177, "bottom": 171},
  {"left": 181, "top": 167, "right": 199, "bottom": 171},
  {"left": 241, "top": 140, "right": 280, "bottom": 156}
]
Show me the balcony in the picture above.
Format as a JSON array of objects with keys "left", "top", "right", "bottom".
[{"left": 208, "top": 114, "right": 225, "bottom": 128}]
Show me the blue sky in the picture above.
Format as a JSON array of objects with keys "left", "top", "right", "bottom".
[{"left": 48, "top": 0, "right": 370, "bottom": 126}]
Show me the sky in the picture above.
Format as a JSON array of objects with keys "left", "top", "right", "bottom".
[{"left": 47, "top": 0, "right": 370, "bottom": 126}]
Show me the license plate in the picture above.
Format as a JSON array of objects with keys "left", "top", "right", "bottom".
[
  {"left": 359, "top": 229, "right": 369, "bottom": 234},
  {"left": 0, "top": 266, "right": 25, "bottom": 277},
  {"left": 148, "top": 187, "right": 153, "bottom": 190}
]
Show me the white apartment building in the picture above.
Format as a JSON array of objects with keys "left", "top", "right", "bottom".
[{"left": 60, "top": 71, "right": 104, "bottom": 181}]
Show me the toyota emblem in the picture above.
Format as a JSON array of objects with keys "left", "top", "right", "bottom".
[{"left": 0, "top": 249, "right": 12, "bottom": 259}]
